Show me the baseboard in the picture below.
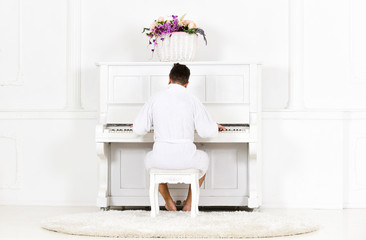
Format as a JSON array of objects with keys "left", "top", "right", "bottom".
[
  {"left": 261, "top": 203, "right": 343, "bottom": 209},
  {"left": 343, "top": 203, "right": 366, "bottom": 209},
  {"left": 0, "top": 200, "right": 97, "bottom": 207}
]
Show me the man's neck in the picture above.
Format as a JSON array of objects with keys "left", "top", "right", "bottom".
[{"left": 169, "top": 82, "right": 187, "bottom": 88}]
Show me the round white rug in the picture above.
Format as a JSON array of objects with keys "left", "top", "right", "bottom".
[{"left": 41, "top": 210, "right": 319, "bottom": 238}]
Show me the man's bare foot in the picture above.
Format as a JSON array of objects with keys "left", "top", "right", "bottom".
[
  {"left": 165, "top": 200, "right": 177, "bottom": 211},
  {"left": 182, "top": 199, "right": 191, "bottom": 211}
]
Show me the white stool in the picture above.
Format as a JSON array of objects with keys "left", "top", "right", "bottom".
[{"left": 149, "top": 168, "right": 200, "bottom": 217}]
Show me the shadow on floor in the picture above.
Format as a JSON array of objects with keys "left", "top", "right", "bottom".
[{"left": 109, "top": 206, "right": 255, "bottom": 212}]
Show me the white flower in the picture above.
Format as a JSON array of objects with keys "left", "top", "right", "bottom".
[
  {"left": 158, "top": 16, "right": 164, "bottom": 22},
  {"left": 180, "top": 13, "right": 187, "bottom": 22}
]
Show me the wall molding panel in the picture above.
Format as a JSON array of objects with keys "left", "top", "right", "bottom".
[
  {"left": 286, "top": 0, "right": 304, "bottom": 110},
  {"left": 0, "top": 0, "right": 97, "bottom": 123},
  {"left": 0, "top": 134, "right": 20, "bottom": 189},
  {"left": 262, "top": 110, "right": 366, "bottom": 120},
  {"left": 0, "top": 110, "right": 96, "bottom": 119},
  {"left": 352, "top": 137, "right": 366, "bottom": 188},
  {"left": 65, "top": 0, "right": 83, "bottom": 109},
  {"left": 349, "top": 0, "right": 366, "bottom": 83},
  {"left": 344, "top": 130, "right": 366, "bottom": 208},
  {"left": 0, "top": 0, "right": 23, "bottom": 86}
]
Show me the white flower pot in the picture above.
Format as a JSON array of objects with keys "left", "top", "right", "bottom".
[{"left": 155, "top": 32, "right": 198, "bottom": 62}]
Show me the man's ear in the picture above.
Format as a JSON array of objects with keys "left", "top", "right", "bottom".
[
  {"left": 184, "top": 81, "right": 189, "bottom": 88},
  {"left": 168, "top": 77, "right": 172, "bottom": 84}
]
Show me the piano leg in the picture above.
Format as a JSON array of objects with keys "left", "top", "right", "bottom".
[
  {"left": 100, "top": 207, "right": 110, "bottom": 211},
  {"left": 248, "top": 142, "right": 261, "bottom": 209},
  {"left": 96, "top": 142, "right": 111, "bottom": 209}
]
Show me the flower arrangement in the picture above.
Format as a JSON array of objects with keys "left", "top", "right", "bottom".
[{"left": 142, "top": 14, "right": 207, "bottom": 53}]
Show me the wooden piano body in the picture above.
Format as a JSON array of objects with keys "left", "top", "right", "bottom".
[{"left": 96, "top": 62, "right": 262, "bottom": 209}]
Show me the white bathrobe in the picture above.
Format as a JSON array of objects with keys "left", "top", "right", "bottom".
[{"left": 133, "top": 83, "right": 218, "bottom": 178}]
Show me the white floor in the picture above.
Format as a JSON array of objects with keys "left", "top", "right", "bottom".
[{"left": 0, "top": 206, "right": 365, "bottom": 240}]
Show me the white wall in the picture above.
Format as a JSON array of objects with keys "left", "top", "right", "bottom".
[{"left": 1, "top": 0, "right": 366, "bottom": 208}]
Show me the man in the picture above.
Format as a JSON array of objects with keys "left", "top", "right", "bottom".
[{"left": 133, "top": 63, "right": 225, "bottom": 211}]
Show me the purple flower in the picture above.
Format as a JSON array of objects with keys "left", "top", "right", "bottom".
[{"left": 142, "top": 14, "right": 207, "bottom": 53}]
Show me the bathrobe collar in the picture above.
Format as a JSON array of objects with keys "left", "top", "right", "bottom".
[{"left": 168, "top": 83, "right": 186, "bottom": 90}]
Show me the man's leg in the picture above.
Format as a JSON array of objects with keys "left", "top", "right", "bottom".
[
  {"left": 159, "top": 183, "right": 177, "bottom": 211},
  {"left": 183, "top": 174, "right": 206, "bottom": 211}
]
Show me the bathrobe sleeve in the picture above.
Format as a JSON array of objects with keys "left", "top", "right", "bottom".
[
  {"left": 133, "top": 98, "right": 153, "bottom": 135},
  {"left": 193, "top": 97, "right": 218, "bottom": 138}
]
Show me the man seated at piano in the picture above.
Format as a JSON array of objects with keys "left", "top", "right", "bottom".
[{"left": 132, "top": 63, "right": 225, "bottom": 212}]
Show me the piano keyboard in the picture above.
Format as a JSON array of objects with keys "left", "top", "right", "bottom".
[{"left": 105, "top": 124, "right": 249, "bottom": 133}]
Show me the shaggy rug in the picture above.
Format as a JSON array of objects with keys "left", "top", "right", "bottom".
[{"left": 41, "top": 210, "right": 319, "bottom": 238}]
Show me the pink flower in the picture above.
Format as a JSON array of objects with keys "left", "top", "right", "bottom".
[
  {"left": 150, "top": 21, "right": 157, "bottom": 31},
  {"left": 182, "top": 19, "right": 191, "bottom": 26},
  {"left": 158, "top": 16, "right": 164, "bottom": 22},
  {"left": 188, "top": 22, "right": 197, "bottom": 29}
]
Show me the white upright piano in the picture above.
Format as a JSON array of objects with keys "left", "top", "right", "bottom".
[{"left": 96, "top": 62, "right": 262, "bottom": 210}]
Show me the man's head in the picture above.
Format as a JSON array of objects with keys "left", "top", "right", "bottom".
[{"left": 169, "top": 63, "right": 190, "bottom": 87}]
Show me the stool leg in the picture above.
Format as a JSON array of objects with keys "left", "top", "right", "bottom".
[
  {"left": 196, "top": 174, "right": 200, "bottom": 215},
  {"left": 154, "top": 183, "right": 160, "bottom": 215},
  {"left": 191, "top": 175, "right": 197, "bottom": 217},
  {"left": 150, "top": 174, "right": 156, "bottom": 217}
]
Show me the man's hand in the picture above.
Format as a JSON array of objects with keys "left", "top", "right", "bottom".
[{"left": 217, "top": 123, "right": 226, "bottom": 131}]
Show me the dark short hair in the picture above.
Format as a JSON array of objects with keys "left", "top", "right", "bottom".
[{"left": 169, "top": 63, "right": 190, "bottom": 85}]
